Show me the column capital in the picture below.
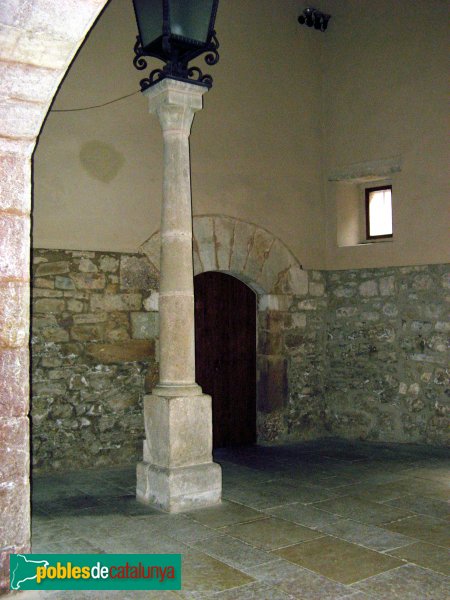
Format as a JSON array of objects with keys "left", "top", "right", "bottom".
[{"left": 144, "top": 79, "right": 208, "bottom": 133}]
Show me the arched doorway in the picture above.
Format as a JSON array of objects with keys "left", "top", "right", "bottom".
[{"left": 194, "top": 272, "right": 257, "bottom": 448}]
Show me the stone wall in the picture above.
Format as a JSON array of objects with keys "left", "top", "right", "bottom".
[
  {"left": 257, "top": 271, "right": 329, "bottom": 443},
  {"left": 31, "top": 249, "right": 159, "bottom": 472},
  {"left": 324, "top": 264, "right": 449, "bottom": 445},
  {"left": 31, "top": 250, "right": 449, "bottom": 474},
  {"left": 143, "top": 215, "right": 330, "bottom": 447}
]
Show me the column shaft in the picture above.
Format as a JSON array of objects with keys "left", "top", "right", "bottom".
[
  {"left": 136, "top": 79, "right": 221, "bottom": 512},
  {"left": 147, "top": 81, "right": 205, "bottom": 395}
]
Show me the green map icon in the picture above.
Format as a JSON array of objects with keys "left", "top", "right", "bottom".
[{"left": 10, "top": 555, "right": 49, "bottom": 590}]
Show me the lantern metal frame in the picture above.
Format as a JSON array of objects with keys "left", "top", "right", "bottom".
[
  {"left": 298, "top": 7, "right": 331, "bottom": 32},
  {"left": 132, "top": 0, "right": 220, "bottom": 90}
]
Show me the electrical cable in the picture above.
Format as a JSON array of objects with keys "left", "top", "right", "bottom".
[{"left": 50, "top": 90, "right": 141, "bottom": 113}]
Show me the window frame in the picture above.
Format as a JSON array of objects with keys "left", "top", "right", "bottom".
[{"left": 365, "top": 184, "right": 393, "bottom": 240}]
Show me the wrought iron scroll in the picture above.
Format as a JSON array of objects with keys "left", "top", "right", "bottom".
[
  {"left": 298, "top": 8, "right": 331, "bottom": 32},
  {"left": 133, "top": 33, "right": 220, "bottom": 91}
]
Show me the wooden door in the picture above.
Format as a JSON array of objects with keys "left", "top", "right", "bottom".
[{"left": 194, "top": 272, "right": 256, "bottom": 448}]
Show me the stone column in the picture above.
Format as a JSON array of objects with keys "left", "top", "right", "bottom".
[{"left": 136, "top": 79, "right": 222, "bottom": 512}]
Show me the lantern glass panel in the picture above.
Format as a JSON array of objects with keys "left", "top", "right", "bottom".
[
  {"left": 170, "top": 0, "right": 215, "bottom": 44},
  {"left": 133, "top": 0, "right": 163, "bottom": 51}
]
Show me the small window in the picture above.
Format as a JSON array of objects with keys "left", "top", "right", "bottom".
[{"left": 365, "top": 185, "right": 393, "bottom": 239}]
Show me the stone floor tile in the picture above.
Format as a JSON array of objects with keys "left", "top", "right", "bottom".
[
  {"left": 61, "top": 513, "right": 133, "bottom": 540},
  {"left": 190, "top": 533, "right": 276, "bottom": 569},
  {"left": 218, "top": 462, "right": 275, "bottom": 485},
  {"left": 32, "top": 494, "right": 106, "bottom": 518},
  {"left": 307, "top": 473, "right": 362, "bottom": 489},
  {"left": 388, "top": 540, "right": 450, "bottom": 575},
  {"left": 96, "top": 465, "right": 136, "bottom": 484},
  {"left": 185, "top": 500, "right": 265, "bottom": 528},
  {"left": 209, "top": 580, "right": 298, "bottom": 599},
  {"left": 97, "top": 531, "right": 189, "bottom": 554},
  {"left": 385, "top": 494, "right": 450, "bottom": 520},
  {"left": 223, "top": 478, "right": 335, "bottom": 509},
  {"left": 243, "top": 558, "right": 351, "bottom": 599},
  {"left": 315, "top": 448, "right": 371, "bottom": 463},
  {"left": 353, "top": 564, "right": 450, "bottom": 599},
  {"left": 318, "top": 518, "right": 413, "bottom": 551},
  {"left": 154, "top": 514, "right": 221, "bottom": 543},
  {"left": 404, "top": 466, "right": 450, "bottom": 483},
  {"left": 109, "top": 591, "right": 181, "bottom": 599},
  {"left": 265, "top": 502, "right": 342, "bottom": 530},
  {"left": 32, "top": 537, "right": 105, "bottom": 554},
  {"left": 221, "top": 516, "right": 322, "bottom": 550},
  {"left": 274, "top": 535, "right": 403, "bottom": 584},
  {"left": 31, "top": 481, "right": 84, "bottom": 503},
  {"left": 339, "top": 593, "right": 380, "bottom": 599},
  {"left": 29, "top": 591, "right": 182, "bottom": 599},
  {"left": 74, "top": 480, "right": 132, "bottom": 498},
  {"left": 29, "top": 441, "right": 450, "bottom": 598},
  {"left": 383, "top": 515, "right": 450, "bottom": 547},
  {"left": 180, "top": 548, "right": 254, "bottom": 593},
  {"left": 31, "top": 518, "right": 79, "bottom": 545},
  {"left": 348, "top": 477, "right": 450, "bottom": 503},
  {"left": 58, "top": 591, "right": 181, "bottom": 599},
  {"left": 355, "top": 469, "right": 416, "bottom": 486},
  {"left": 96, "top": 493, "right": 162, "bottom": 517},
  {"left": 312, "top": 494, "right": 414, "bottom": 525}
]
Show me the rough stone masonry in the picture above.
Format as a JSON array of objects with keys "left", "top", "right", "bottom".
[
  {"left": 31, "top": 249, "right": 449, "bottom": 473},
  {"left": 324, "top": 264, "right": 449, "bottom": 445},
  {"left": 32, "top": 249, "right": 159, "bottom": 472}
]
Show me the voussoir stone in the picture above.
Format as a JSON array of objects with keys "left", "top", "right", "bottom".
[
  {"left": 140, "top": 233, "right": 161, "bottom": 271},
  {"left": 244, "top": 227, "right": 274, "bottom": 281},
  {"left": 230, "top": 220, "right": 256, "bottom": 275},
  {"left": 194, "top": 216, "right": 216, "bottom": 272},
  {"left": 213, "top": 216, "right": 235, "bottom": 270},
  {"left": 261, "top": 239, "right": 297, "bottom": 293}
]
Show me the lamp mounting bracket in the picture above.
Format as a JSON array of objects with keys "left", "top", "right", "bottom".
[
  {"left": 133, "top": 33, "right": 220, "bottom": 91},
  {"left": 298, "top": 7, "right": 331, "bottom": 32}
]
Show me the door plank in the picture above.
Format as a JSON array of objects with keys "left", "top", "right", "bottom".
[{"left": 194, "top": 272, "right": 256, "bottom": 448}]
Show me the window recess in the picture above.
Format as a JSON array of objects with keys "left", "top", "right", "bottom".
[{"left": 328, "top": 157, "right": 400, "bottom": 248}]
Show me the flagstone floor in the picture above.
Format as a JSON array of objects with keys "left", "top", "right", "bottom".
[{"left": 27, "top": 439, "right": 449, "bottom": 599}]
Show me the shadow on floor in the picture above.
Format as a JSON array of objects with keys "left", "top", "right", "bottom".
[{"left": 30, "top": 439, "right": 450, "bottom": 599}]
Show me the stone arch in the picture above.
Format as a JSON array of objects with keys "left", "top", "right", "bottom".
[
  {"left": 141, "top": 215, "right": 317, "bottom": 447},
  {"left": 0, "top": 0, "right": 109, "bottom": 588},
  {"left": 141, "top": 214, "right": 308, "bottom": 298}
]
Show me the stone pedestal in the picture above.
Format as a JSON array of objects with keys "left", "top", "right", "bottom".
[
  {"left": 136, "top": 394, "right": 221, "bottom": 512},
  {"left": 136, "top": 78, "right": 222, "bottom": 512}
]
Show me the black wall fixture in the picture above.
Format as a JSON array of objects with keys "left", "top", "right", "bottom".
[{"left": 298, "top": 7, "right": 331, "bottom": 32}]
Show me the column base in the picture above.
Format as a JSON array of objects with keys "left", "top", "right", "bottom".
[{"left": 136, "top": 460, "right": 222, "bottom": 513}]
